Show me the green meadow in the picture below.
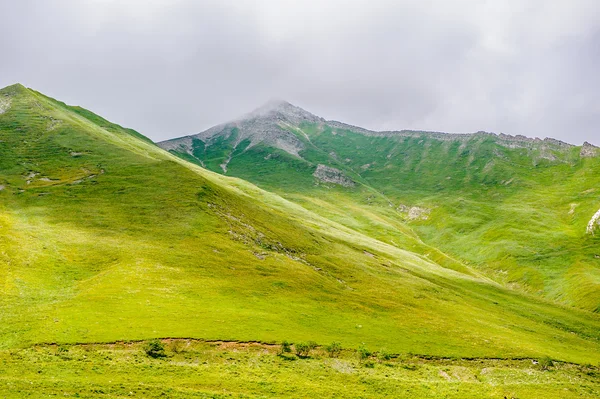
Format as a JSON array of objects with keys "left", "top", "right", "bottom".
[
  {"left": 1, "top": 340, "right": 599, "bottom": 398},
  {"left": 1, "top": 84, "right": 599, "bottom": 397}
]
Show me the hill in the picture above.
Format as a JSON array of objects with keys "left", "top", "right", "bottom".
[
  {"left": 159, "top": 100, "right": 600, "bottom": 313},
  {"left": 1, "top": 85, "right": 599, "bottom": 397}
]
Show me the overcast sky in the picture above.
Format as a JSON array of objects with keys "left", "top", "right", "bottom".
[{"left": 1, "top": 0, "right": 598, "bottom": 144}]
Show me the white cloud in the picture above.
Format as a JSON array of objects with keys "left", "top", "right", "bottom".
[{"left": 0, "top": 0, "right": 598, "bottom": 144}]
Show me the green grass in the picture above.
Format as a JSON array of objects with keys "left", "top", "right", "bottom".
[
  {"left": 1, "top": 84, "right": 599, "bottom": 396},
  {"left": 165, "top": 119, "right": 600, "bottom": 312},
  {"left": 1, "top": 340, "right": 598, "bottom": 398}
]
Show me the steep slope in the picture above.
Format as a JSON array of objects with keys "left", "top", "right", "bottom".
[
  {"left": 159, "top": 101, "right": 600, "bottom": 312},
  {"left": 1, "top": 84, "right": 600, "bottom": 367}
]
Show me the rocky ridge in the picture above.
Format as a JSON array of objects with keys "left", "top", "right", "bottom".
[{"left": 159, "top": 101, "right": 596, "bottom": 161}]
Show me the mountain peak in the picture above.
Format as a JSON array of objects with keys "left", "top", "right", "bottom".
[
  {"left": 242, "top": 99, "right": 324, "bottom": 125},
  {"left": 0, "top": 83, "right": 28, "bottom": 95}
]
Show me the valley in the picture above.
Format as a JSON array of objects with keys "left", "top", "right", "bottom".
[{"left": 1, "top": 84, "right": 599, "bottom": 397}]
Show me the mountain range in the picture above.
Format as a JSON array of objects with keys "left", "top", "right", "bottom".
[{"left": 1, "top": 84, "right": 599, "bottom": 397}]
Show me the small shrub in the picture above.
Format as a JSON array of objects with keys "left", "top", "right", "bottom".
[
  {"left": 378, "top": 349, "right": 392, "bottom": 361},
  {"left": 326, "top": 341, "right": 342, "bottom": 357},
  {"left": 401, "top": 363, "right": 418, "bottom": 371},
  {"left": 295, "top": 341, "right": 317, "bottom": 358},
  {"left": 539, "top": 356, "right": 554, "bottom": 370},
  {"left": 363, "top": 360, "right": 375, "bottom": 368},
  {"left": 358, "top": 344, "right": 371, "bottom": 360},
  {"left": 279, "top": 340, "right": 292, "bottom": 356},
  {"left": 144, "top": 339, "right": 166, "bottom": 358}
]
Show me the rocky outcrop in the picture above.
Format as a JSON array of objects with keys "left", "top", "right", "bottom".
[
  {"left": 0, "top": 95, "right": 11, "bottom": 115},
  {"left": 397, "top": 205, "right": 431, "bottom": 221},
  {"left": 587, "top": 208, "right": 600, "bottom": 235},
  {"left": 313, "top": 164, "right": 355, "bottom": 187},
  {"left": 581, "top": 142, "right": 599, "bottom": 158}
]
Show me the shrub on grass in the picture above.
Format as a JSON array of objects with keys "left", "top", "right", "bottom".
[
  {"left": 326, "top": 341, "right": 342, "bottom": 357},
  {"left": 539, "top": 356, "right": 554, "bottom": 370},
  {"left": 378, "top": 349, "right": 392, "bottom": 361},
  {"left": 363, "top": 360, "right": 375, "bottom": 368},
  {"left": 279, "top": 340, "right": 292, "bottom": 356},
  {"left": 358, "top": 344, "right": 371, "bottom": 360},
  {"left": 295, "top": 341, "right": 317, "bottom": 357},
  {"left": 144, "top": 339, "right": 166, "bottom": 358}
]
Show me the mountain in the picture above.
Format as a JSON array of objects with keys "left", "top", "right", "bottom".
[
  {"left": 159, "top": 100, "right": 600, "bottom": 313},
  {"left": 2, "top": 85, "right": 599, "bottom": 397}
]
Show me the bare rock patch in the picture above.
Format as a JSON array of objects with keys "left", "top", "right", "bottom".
[
  {"left": 397, "top": 204, "right": 431, "bottom": 221},
  {"left": 0, "top": 96, "right": 11, "bottom": 115},
  {"left": 581, "top": 142, "right": 599, "bottom": 158},
  {"left": 313, "top": 164, "right": 355, "bottom": 187},
  {"left": 586, "top": 208, "right": 600, "bottom": 235}
]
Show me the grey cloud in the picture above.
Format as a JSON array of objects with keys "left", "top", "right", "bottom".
[{"left": 0, "top": 0, "right": 598, "bottom": 145}]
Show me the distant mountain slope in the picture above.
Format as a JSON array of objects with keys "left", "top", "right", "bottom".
[{"left": 159, "top": 101, "right": 600, "bottom": 312}]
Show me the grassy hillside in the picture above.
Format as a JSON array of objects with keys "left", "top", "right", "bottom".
[
  {"left": 1, "top": 85, "right": 599, "bottom": 396},
  {"left": 161, "top": 114, "right": 600, "bottom": 313}
]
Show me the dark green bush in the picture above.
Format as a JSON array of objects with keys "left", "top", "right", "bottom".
[
  {"left": 358, "top": 344, "right": 371, "bottom": 360},
  {"left": 378, "top": 349, "right": 392, "bottom": 361},
  {"left": 279, "top": 340, "right": 292, "bottom": 355},
  {"left": 364, "top": 360, "right": 375, "bottom": 368},
  {"left": 144, "top": 339, "right": 166, "bottom": 358}
]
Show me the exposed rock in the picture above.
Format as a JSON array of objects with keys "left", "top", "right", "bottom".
[
  {"left": 581, "top": 142, "right": 599, "bottom": 158},
  {"left": 569, "top": 203, "right": 578, "bottom": 216},
  {"left": 47, "top": 117, "right": 62, "bottom": 131},
  {"left": 397, "top": 204, "right": 431, "bottom": 221},
  {"left": 159, "top": 136, "right": 194, "bottom": 154},
  {"left": 313, "top": 164, "right": 355, "bottom": 187},
  {"left": 0, "top": 95, "right": 11, "bottom": 115},
  {"left": 586, "top": 208, "right": 600, "bottom": 235},
  {"left": 0, "top": 185, "right": 5, "bottom": 191}
]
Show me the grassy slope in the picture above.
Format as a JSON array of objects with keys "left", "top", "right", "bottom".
[
  {"left": 172, "top": 122, "right": 600, "bottom": 313},
  {"left": 1, "top": 84, "right": 599, "bottom": 396}
]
